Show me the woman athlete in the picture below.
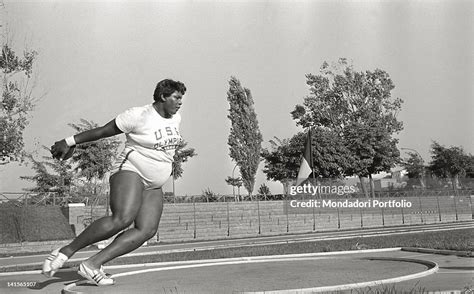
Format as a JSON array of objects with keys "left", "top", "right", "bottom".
[{"left": 42, "top": 79, "right": 186, "bottom": 286}]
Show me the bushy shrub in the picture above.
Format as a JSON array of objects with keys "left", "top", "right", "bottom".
[{"left": 0, "top": 205, "right": 74, "bottom": 244}]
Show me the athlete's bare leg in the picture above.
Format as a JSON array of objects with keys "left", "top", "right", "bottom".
[
  {"left": 83, "top": 187, "right": 164, "bottom": 269},
  {"left": 59, "top": 171, "right": 144, "bottom": 258}
]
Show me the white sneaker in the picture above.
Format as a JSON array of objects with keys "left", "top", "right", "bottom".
[
  {"left": 42, "top": 248, "right": 68, "bottom": 278},
  {"left": 100, "top": 266, "right": 112, "bottom": 278},
  {"left": 78, "top": 263, "right": 115, "bottom": 286}
]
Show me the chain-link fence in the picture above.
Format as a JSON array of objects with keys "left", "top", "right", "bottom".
[
  {"left": 155, "top": 192, "right": 473, "bottom": 242},
  {"left": 1, "top": 189, "right": 472, "bottom": 244}
]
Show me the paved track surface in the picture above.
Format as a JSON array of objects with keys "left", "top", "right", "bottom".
[
  {"left": 0, "top": 250, "right": 472, "bottom": 294},
  {"left": 0, "top": 222, "right": 472, "bottom": 293}
]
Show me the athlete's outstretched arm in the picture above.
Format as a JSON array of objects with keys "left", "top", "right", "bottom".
[
  {"left": 51, "top": 119, "right": 122, "bottom": 160},
  {"left": 71, "top": 119, "right": 122, "bottom": 144}
]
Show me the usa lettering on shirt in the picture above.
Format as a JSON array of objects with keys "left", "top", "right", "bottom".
[{"left": 154, "top": 127, "right": 182, "bottom": 151}]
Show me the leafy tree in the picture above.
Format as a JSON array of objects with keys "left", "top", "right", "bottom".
[
  {"left": 342, "top": 120, "right": 401, "bottom": 196},
  {"left": 311, "top": 128, "right": 353, "bottom": 178},
  {"left": 402, "top": 151, "right": 425, "bottom": 188},
  {"left": 20, "top": 149, "right": 75, "bottom": 197},
  {"left": 1, "top": 37, "right": 39, "bottom": 164},
  {"left": 291, "top": 58, "right": 403, "bottom": 197},
  {"left": 428, "top": 141, "right": 471, "bottom": 190},
  {"left": 225, "top": 176, "right": 243, "bottom": 201},
  {"left": 261, "top": 130, "right": 351, "bottom": 194},
  {"left": 20, "top": 118, "right": 122, "bottom": 200},
  {"left": 170, "top": 140, "right": 196, "bottom": 198},
  {"left": 465, "top": 155, "right": 474, "bottom": 179},
  {"left": 261, "top": 136, "right": 298, "bottom": 195},
  {"left": 257, "top": 183, "right": 271, "bottom": 200},
  {"left": 227, "top": 76, "right": 263, "bottom": 199},
  {"left": 172, "top": 140, "right": 197, "bottom": 179},
  {"left": 69, "top": 119, "right": 121, "bottom": 195},
  {"left": 201, "top": 187, "right": 219, "bottom": 202}
]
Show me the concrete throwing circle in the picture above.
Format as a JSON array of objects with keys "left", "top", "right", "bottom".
[{"left": 63, "top": 251, "right": 438, "bottom": 294}]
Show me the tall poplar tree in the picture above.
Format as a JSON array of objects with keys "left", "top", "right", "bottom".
[{"left": 227, "top": 76, "right": 263, "bottom": 199}]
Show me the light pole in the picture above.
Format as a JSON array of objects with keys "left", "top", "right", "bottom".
[
  {"left": 172, "top": 166, "right": 176, "bottom": 203},
  {"left": 401, "top": 147, "right": 425, "bottom": 189},
  {"left": 232, "top": 163, "right": 238, "bottom": 200}
]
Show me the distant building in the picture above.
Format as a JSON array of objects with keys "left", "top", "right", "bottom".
[{"left": 373, "top": 167, "right": 407, "bottom": 191}]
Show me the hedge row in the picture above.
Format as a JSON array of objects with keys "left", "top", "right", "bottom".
[{"left": 0, "top": 206, "right": 74, "bottom": 244}]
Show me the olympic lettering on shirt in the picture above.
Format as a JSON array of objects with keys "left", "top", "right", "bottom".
[{"left": 154, "top": 126, "right": 182, "bottom": 152}]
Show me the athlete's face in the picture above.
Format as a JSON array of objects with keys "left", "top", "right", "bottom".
[{"left": 162, "top": 91, "right": 183, "bottom": 116}]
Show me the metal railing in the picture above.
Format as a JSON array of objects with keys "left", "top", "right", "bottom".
[{"left": 0, "top": 192, "right": 109, "bottom": 207}]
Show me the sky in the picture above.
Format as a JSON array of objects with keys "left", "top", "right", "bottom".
[{"left": 0, "top": 0, "right": 473, "bottom": 195}]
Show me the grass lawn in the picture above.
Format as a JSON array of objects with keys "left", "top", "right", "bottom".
[{"left": 109, "top": 227, "right": 472, "bottom": 266}]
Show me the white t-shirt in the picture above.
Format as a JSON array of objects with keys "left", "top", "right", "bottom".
[{"left": 115, "top": 104, "right": 182, "bottom": 164}]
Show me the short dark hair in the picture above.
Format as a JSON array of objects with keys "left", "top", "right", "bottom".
[{"left": 153, "top": 79, "right": 186, "bottom": 101}]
